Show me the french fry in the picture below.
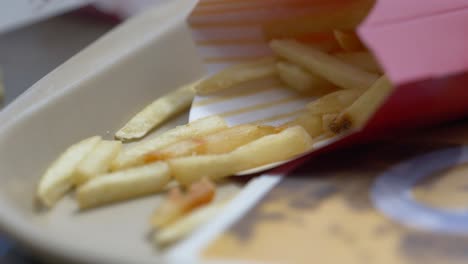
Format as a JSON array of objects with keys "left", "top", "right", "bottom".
[
  {"left": 194, "top": 58, "right": 277, "bottom": 95},
  {"left": 330, "top": 75, "right": 393, "bottom": 134},
  {"left": 37, "top": 136, "right": 101, "bottom": 207},
  {"left": 77, "top": 162, "right": 171, "bottom": 209},
  {"left": 333, "top": 30, "right": 364, "bottom": 52},
  {"left": 307, "top": 89, "right": 363, "bottom": 115},
  {"left": 335, "top": 52, "right": 383, "bottom": 74},
  {"left": 144, "top": 124, "right": 276, "bottom": 162},
  {"left": 322, "top": 113, "right": 338, "bottom": 134},
  {"left": 270, "top": 39, "right": 380, "bottom": 90},
  {"left": 276, "top": 62, "right": 336, "bottom": 96},
  {"left": 75, "top": 140, "right": 122, "bottom": 185},
  {"left": 112, "top": 115, "right": 227, "bottom": 170},
  {"left": 170, "top": 126, "right": 312, "bottom": 185},
  {"left": 115, "top": 81, "right": 197, "bottom": 141},
  {"left": 151, "top": 178, "right": 215, "bottom": 228},
  {"left": 263, "top": 0, "right": 375, "bottom": 39},
  {"left": 154, "top": 202, "right": 224, "bottom": 246},
  {"left": 281, "top": 113, "right": 322, "bottom": 138}
]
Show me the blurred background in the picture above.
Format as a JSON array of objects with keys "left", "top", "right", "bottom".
[{"left": 0, "top": 1, "right": 166, "bottom": 262}]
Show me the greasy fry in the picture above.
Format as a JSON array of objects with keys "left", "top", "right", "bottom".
[
  {"left": 115, "top": 81, "right": 197, "bottom": 141},
  {"left": 77, "top": 162, "right": 171, "bottom": 209},
  {"left": 263, "top": 0, "right": 375, "bottom": 38},
  {"left": 330, "top": 75, "right": 393, "bottom": 134},
  {"left": 75, "top": 140, "right": 122, "bottom": 185},
  {"left": 333, "top": 30, "right": 364, "bottom": 52},
  {"left": 145, "top": 124, "right": 276, "bottom": 162},
  {"left": 307, "top": 89, "right": 363, "bottom": 115},
  {"left": 170, "top": 126, "right": 312, "bottom": 185},
  {"left": 270, "top": 40, "right": 379, "bottom": 90},
  {"left": 112, "top": 115, "right": 227, "bottom": 170},
  {"left": 194, "top": 58, "right": 277, "bottom": 95},
  {"left": 281, "top": 112, "right": 322, "bottom": 138},
  {"left": 37, "top": 136, "right": 101, "bottom": 207},
  {"left": 154, "top": 202, "right": 224, "bottom": 246},
  {"left": 276, "top": 62, "right": 336, "bottom": 96},
  {"left": 335, "top": 52, "right": 383, "bottom": 74},
  {"left": 151, "top": 178, "right": 215, "bottom": 228}
]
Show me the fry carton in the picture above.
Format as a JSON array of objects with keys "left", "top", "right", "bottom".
[
  {"left": 187, "top": 0, "right": 468, "bottom": 153},
  {"left": 165, "top": 0, "right": 468, "bottom": 262}
]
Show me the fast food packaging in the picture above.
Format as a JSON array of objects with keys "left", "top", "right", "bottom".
[
  {"left": 187, "top": 0, "right": 468, "bottom": 154},
  {"left": 165, "top": 0, "right": 468, "bottom": 263}
]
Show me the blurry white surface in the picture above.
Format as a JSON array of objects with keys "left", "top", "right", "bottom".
[{"left": 0, "top": 0, "right": 90, "bottom": 34}]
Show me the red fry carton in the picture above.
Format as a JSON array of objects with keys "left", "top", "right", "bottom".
[{"left": 186, "top": 0, "right": 468, "bottom": 161}]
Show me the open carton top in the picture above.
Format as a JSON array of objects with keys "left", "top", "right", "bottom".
[{"left": 186, "top": 0, "right": 468, "bottom": 175}]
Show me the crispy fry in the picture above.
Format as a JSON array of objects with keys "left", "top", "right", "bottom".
[
  {"left": 170, "top": 126, "right": 312, "bottom": 185},
  {"left": 77, "top": 162, "right": 171, "bottom": 209},
  {"left": 281, "top": 113, "right": 322, "bottom": 138},
  {"left": 330, "top": 75, "right": 393, "bottom": 134},
  {"left": 112, "top": 115, "right": 227, "bottom": 170},
  {"left": 115, "top": 81, "right": 197, "bottom": 141},
  {"left": 307, "top": 89, "right": 363, "bottom": 115},
  {"left": 270, "top": 39, "right": 379, "bottom": 90},
  {"left": 194, "top": 58, "right": 277, "bottom": 95},
  {"left": 263, "top": 0, "right": 375, "bottom": 38},
  {"left": 145, "top": 124, "right": 276, "bottom": 162},
  {"left": 151, "top": 178, "right": 215, "bottom": 228},
  {"left": 334, "top": 52, "right": 383, "bottom": 74},
  {"left": 75, "top": 140, "right": 122, "bottom": 185},
  {"left": 333, "top": 30, "right": 364, "bottom": 52},
  {"left": 37, "top": 136, "right": 101, "bottom": 207},
  {"left": 276, "top": 62, "right": 336, "bottom": 96},
  {"left": 154, "top": 202, "right": 224, "bottom": 246}
]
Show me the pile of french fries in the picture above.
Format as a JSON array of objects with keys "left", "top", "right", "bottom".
[{"left": 36, "top": 1, "right": 395, "bottom": 248}]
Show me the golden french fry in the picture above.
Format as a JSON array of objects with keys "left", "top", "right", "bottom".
[
  {"left": 322, "top": 113, "right": 339, "bottom": 134},
  {"left": 37, "top": 136, "right": 101, "bottom": 207},
  {"left": 307, "top": 89, "right": 363, "bottom": 115},
  {"left": 333, "top": 30, "right": 364, "bottom": 52},
  {"left": 281, "top": 113, "right": 322, "bottom": 138},
  {"left": 270, "top": 39, "right": 380, "bottom": 90},
  {"left": 334, "top": 52, "right": 383, "bottom": 74},
  {"left": 330, "top": 75, "right": 393, "bottom": 134},
  {"left": 263, "top": 0, "right": 375, "bottom": 38},
  {"left": 77, "top": 162, "right": 171, "bottom": 209},
  {"left": 151, "top": 178, "right": 215, "bottom": 228},
  {"left": 170, "top": 126, "right": 312, "bottom": 185},
  {"left": 154, "top": 202, "right": 225, "bottom": 246},
  {"left": 194, "top": 58, "right": 277, "bottom": 95},
  {"left": 112, "top": 115, "right": 227, "bottom": 170},
  {"left": 276, "top": 62, "right": 336, "bottom": 96},
  {"left": 115, "top": 81, "right": 197, "bottom": 141},
  {"left": 75, "top": 140, "right": 122, "bottom": 185},
  {"left": 144, "top": 124, "right": 277, "bottom": 162}
]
